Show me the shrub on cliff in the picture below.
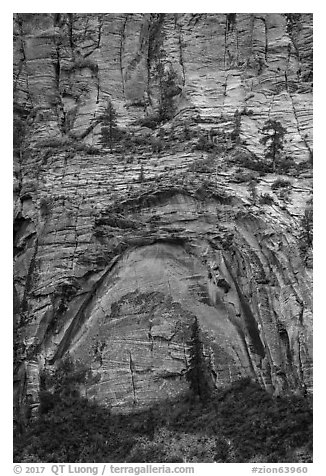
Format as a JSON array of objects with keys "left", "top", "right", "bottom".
[
  {"left": 189, "top": 156, "right": 215, "bottom": 173},
  {"left": 271, "top": 178, "right": 291, "bottom": 190},
  {"left": 285, "top": 14, "right": 302, "bottom": 34},
  {"left": 194, "top": 133, "right": 215, "bottom": 152},
  {"left": 259, "top": 193, "right": 274, "bottom": 205},
  {"left": 63, "top": 57, "right": 98, "bottom": 74},
  {"left": 233, "top": 149, "right": 272, "bottom": 173},
  {"left": 150, "top": 136, "right": 163, "bottom": 153},
  {"left": 134, "top": 115, "right": 161, "bottom": 130},
  {"left": 277, "top": 155, "right": 296, "bottom": 174},
  {"left": 299, "top": 204, "right": 313, "bottom": 263}
]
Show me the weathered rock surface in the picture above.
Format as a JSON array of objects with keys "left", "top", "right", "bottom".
[{"left": 13, "top": 13, "right": 312, "bottom": 417}]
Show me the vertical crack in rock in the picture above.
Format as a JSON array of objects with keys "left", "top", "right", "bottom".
[
  {"left": 288, "top": 90, "right": 313, "bottom": 162},
  {"left": 297, "top": 335, "right": 308, "bottom": 395},
  {"left": 148, "top": 318, "right": 154, "bottom": 352},
  {"left": 52, "top": 26, "right": 66, "bottom": 136},
  {"left": 67, "top": 13, "right": 74, "bottom": 49},
  {"left": 175, "top": 14, "right": 186, "bottom": 86},
  {"left": 247, "top": 15, "right": 255, "bottom": 62},
  {"left": 223, "top": 15, "right": 228, "bottom": 68},
  {"left": 119, "top": 14, "right": 128, "bottom": 96},
  {"left": 264, "top": 16, "right": 268, "bottom": 62},
  {"left": 129, "top": 351, "right": 137, "bottom": 405},
  {"left": 97, "top": 14, "right": 103, "bottom": 49}
]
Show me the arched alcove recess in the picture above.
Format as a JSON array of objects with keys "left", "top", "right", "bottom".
[
  {"left": 14, "top": 190, "right": 312, "bottom": 414},
  {"left": 54, "top": 242, "right": 256, "bottom": 410}
]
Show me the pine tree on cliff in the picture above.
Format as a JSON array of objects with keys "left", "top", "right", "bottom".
[
  {"left": 155, "top": 62, "right": 178, "bottom": 123},
  {"left": 260, "top": 119, "right": 287, "bottom": 172},
  {"left": 299, "top": 203, "right": 313, "bottom": 262},
  {"left": 186, "top": 317, "right": 211, "bottom": 402},
  {"left": 99, "top": 100, "right": 119, "bottom": 152}
]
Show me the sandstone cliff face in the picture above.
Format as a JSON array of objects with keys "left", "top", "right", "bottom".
[{"left": 13, "top": 13, "right": 312, "bottom": 416}]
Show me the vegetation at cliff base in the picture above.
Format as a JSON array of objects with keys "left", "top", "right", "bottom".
[{"left": 14, "top": 375, "right": 312, "bottom": 463}]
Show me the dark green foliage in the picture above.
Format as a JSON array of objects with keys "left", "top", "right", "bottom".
[
  {"left": 233, "top": 149, "right": 272, "bottom": 173},
  {"left": 194, "top": 133, "right": 215, "bottom": 151},
  {"left": 216, "top": 278, "right": 231, "bottom": 293},
  {"left": 189, "top": 156, "right": 215, "bottom": 173},
  {"left": 74, "top": 143, "right": 101, "bottom": 155},
  {"left": 13, "top": 104, "right": 31, "bottom": 155},
  {"left": 117, "top": 131, "right": 163, "bottom": 154},
  {"left": 230, "top": 109, "right": 241, "bottom": 144},
  {"left": 260, "top": 120, "right": 287, "bottom": 172},
  {"left": 157, "top": 66, "right": 179, "bottom": 123},
  {"left": 299, "top": 205, "right": 313, "bottom": 261},
  {"left": 226, "top": 13, "right": 236, "bottom": 31},
  {"left": 38, "top": 390, "right": 55, "bottom": 415},
  {"left": 124, "top": 134, "right": 145, "bottom": 149},
  {"left": 154, "top": 57, "right": 181, "bottom": 123},
  {"left": 259, "top": 193, "right": 274, "bottom": 205},
  {"left": 271, "top": 178, "right": 291, "bottom": 190},
  {"left": 39, "top": 197, "right": 53, "bottom": 217},
  {"left": 285, "top": 14, "right": 302, "bottom": 34},
  {"left": 147, "top": 14, "right": 165, "bottom": 65},
  {"left": 248, "top": 180, "right": 258, "bottom": 202},
  {"left": 99, "top": 101, "right": 120, "bottom": 152},
  {"left": 232, "top": 169, "right": 257, "bottom": 183},
  {"left": 150, "top": 136, "right": 163, "bottom": 153},
  {"left": 64, "top": 57, "right": 98, "bottom": 74},
  {"left": 241, "top": 107, "right": 254, "bottom": 116},
  {"left": 128, "top": 98, "right": 147, "bottom": 108},
  {"left": 39, "top": 355, "right": 88, "bottom": 398},
  {"left": 37, "top": 138, "right": 101, "bottom": 156},
  {"left": 277, "top": 155, "right": 296, "bottom": 174},
  {"left": 183, "top": 124, "right": 191, "bottom": 140},
  {"left": 134, "top": 115, "right": 161, "bottom": 130},
  {"left": 48, "top": 283, "right": 80, "bottom": 332},
  {"left": 13, "top": 115, "right": 26, "bottom": 153},
  {"left": 39, "top": 137, "right": 71, "bottom": 149},
  {"left": 301, "top": 70, "right": 313, "bottom": 83},
  {"left": 278, "top": 187, "right": 291, "bottom": 203},
  {"left": 14, "top": 377, "right": 312, "bottom": 463}
]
